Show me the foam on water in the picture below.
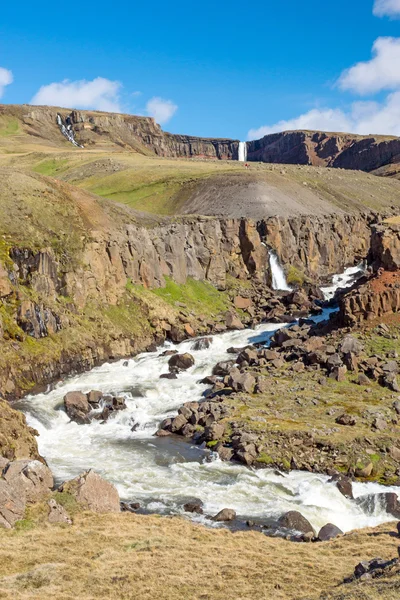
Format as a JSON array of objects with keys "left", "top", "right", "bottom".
[{"left": 19, "top": 264, "right": 395, "bottom": 532}]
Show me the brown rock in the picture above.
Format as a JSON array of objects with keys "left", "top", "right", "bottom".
[
  {"left": 336, "top": 477, "right": 354, "bottom": 499},
  {"left": 204, "top": 422, "right": 225, "bottom": 442},
  {"left": 390, "top": 446, "right": 400, "bottom": 462},
  {"left": 225, "top": 311, "right": 244, "bottom": 330},
  {"left": 3, "top": 460, "right": 53, "bottom": 503},
  {"left": 184, "top": 323, "right": 195, "bottom": 337},
  {"left": 278, "top": 511, "right": 315, "bottom": 535},
  {"left": 47, "top": 499, "right": 72, "bottom": 524},
  {"left": 168, "top": 353, "right": 195, "bottom": 372},
  {"left": 87, "top": 390, "right": 103, "bottom": 404},
  {"left": 64, "top": 391, "right": 91, "bottom": 424},
  {"left": 0, "top": 479, "right": 25, "bottom": 528},
  {"left": 318, "top": 523, "right": 343, "bottom": 541},
  {"left": 212, "top": 508, "right": 236, "bottom": 522},
  {"left": 355, "top": 462, "right": 374, "bottom": 478},
  {"left": 234, "top": 296, "right": 252, "bottom": 310},
  {"left": 60, "top": 470, "right": 120, "bottom": 513},
  {"left": 336, "top": 413, "right": 356, "bottom": 426}
]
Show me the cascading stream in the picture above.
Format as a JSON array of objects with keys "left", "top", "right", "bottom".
[{"left": 18, "top": 263, "right": 392, "bottom": 533}]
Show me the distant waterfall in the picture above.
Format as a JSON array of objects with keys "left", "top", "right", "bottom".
[
  {"left": 238, "top": 141, "right": 247, "bottom": 162},
  {"left": 56, "top": 114, "right": 84, "bottom": 148},
  {"left": 269, "top": 251, "right": 291, "bottom": 291}
]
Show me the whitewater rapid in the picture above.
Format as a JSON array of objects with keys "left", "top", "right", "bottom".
[{"left": 18, "top": 263, "right": 394, "bottom": 533}]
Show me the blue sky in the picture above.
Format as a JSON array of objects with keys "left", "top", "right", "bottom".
[{"left": 1, "top": 0, "right": 400, "bottom": 139}]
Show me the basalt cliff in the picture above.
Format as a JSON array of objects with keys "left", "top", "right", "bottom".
[{"left": 2, "top": 103, "right": 400, "bottom": 175}]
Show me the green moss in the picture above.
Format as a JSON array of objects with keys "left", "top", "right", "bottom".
[
  {"left": 206, "top": 441, "right": 218, "bottom": 449},
  {"left": 256, "top": 453, "right": 275, "bottom": 465},
  {"left": 152, "top": 277, "right": 229, "bottom": 317},
  {"left": 286, "top": 265, "right": 305, "bottom": 286}
]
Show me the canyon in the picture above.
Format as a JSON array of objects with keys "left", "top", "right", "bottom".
[{"left": 1, "top": 105, "right": 400, "bottom": 600}]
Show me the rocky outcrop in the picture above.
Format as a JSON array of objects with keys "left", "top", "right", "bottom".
[
  {"left": 59, "top": 470, "right": 120, "bottom": 513},
  {"left": 370, "top": 222, "right": 400, "bottom": 271},
  {"left": 0, "top": 400, "right": 40, "bottom": 460},
  {"left": 247, "top": 130, "right": 400, "bottom": 174},
  {"left": 8, "top": 104, "right": 239, "bottom": 159},
  {"left": 338, "top": 271, "right": 400, "bottom": 325},
  {"left": 0, "top": 458, "right": 53, "bottom": 528}
]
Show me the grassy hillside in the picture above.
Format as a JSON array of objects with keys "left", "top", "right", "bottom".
[
  {"left": 0, "top": 509, "right": 399, "bottom": 600},
  {"left": 2, "top": 149, "right": 400, "bottom": 219}
]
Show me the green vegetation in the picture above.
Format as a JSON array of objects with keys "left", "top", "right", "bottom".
[
  {"left": 32, "top": 158, "right": 70, "bottom": 177},
  {"left": 286, "top": 265, "right": 305, "bottom": 286},
  {"left": 0, "top": 117, "right": 19, "bottom": 137},
  {"left": 52, "top": 491, "right": 81, "bottom": 516},
  {"left": 151, "top": 277, "right": 229, "bottom": 316}
]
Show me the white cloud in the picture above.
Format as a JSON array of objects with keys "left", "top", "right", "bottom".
[
  {"left": 0, "top": 67, "right": 13, "bottom": 98},
  {"left": 146, "top": 96, "right": 177, "bottom": 124},
  {"left": 373, "top": 0, "right": 400, "bottom": 17},
  {"left": 339, "top": 37, "right": 400, "bottom": 95},
  {"left": 31, "top": 77, "right": 122, "bottom": 112},
  {"left": 247, "top": 92, "right": 400, "bottom": 139},
  {"left": 248, "top": 108, "right": 353, "bottom": 139}
]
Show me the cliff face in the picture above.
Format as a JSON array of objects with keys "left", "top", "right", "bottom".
[
  {"left": 247, "top": 130, "right": 400, "bottom": 173},
  {"left": 1, "top": 104, "right": 239, "bottom": 159},
  {"left": 0, "top": 204, "right": 376, "bottom": 398},
  {"left": 3, "top": 103, "right": 400, "bottom": 173},
  {"left": 370, "top": 222, "right": 400, "bottom": 271}
]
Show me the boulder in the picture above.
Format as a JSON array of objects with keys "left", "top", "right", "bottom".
[
  {"left": 318, "top": 523, "right": 343, "bottom": 541},
  {"left": 330, "top": 365, "right": 347, "bottom": 382},
  {"left": 234, "top": 296, "right": 252, "bottom": 310},
  {"left": 340, "top": 336, "right": 363, "bottom": 356},
  {"left": 383, "top": 373, "right": 400, "bottom": 392},
  {"left": 355, "top": 462, "right": 374, "bottom": 478},
  {"left": 170, "top": 414, "right": 188, "bottom": 433},
  {"left": 87, "top": 390, "right": 103, "bottom": 405},
  {"left": 372, "top": 417, "right": 387, "bottom": 431},
  {"left": 212, "top": 508, "right": 236, "bottom": 522},
  {"left": 358, "top": 373, "right": 370, "bottom": 386},
  {"left": 204, "top": 422, "right": 225, "bottom": 442},
  {"left": 225, "top": 312, "right": 244, "bottom": 330},
  {"left": 168, "top": 353, "right": 195, "bottom": 372},
  {"left": 59, "top": 470, "right": 120, "bottom": 513},
  {"left": 0, "top": 479, "right": 25, "bottom": 528},
  {"left": 47, "top": 499, "right": 72, "bottom": 524},
  {"left": 335, "top": 413, "right": 357, "bottom": 426},
  {"left": 64, "top": 391, "right": 91, "bottom": 424},
  {"left": 3, "top": 459, "right": 53, "bottom": 503},
  {"left": 278, "top": 511, "right": 315, "bottom": 535},
  {"left": 184, "top": 501, "right": 203, "bottom": 514},
  {"left": 336, "top": 477, "right": 354, "bottom": 500},
  {"left": 192, "top": 337, "right": 212, "bottom": 351},
  {"left": 357, "top": 492, "right": 400, "bottom": 519},
  {"left": 212, "top": 361, "right": 235, "bottom": 377},
  {"left": 184, "top": 323, "right": 195, "bottom": 337},
  {"left": 390, "top": 446, "right": 400, "bottom": 462}
]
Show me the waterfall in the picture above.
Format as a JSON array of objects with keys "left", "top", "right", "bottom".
[
  {"left": 238, "top": 141, "right": 247, "bottom": 162},
  {"left": 57, "top": 114, "right": 84, "bottom": 148},
  {"left": 269, "top": 251, "right": 292, "bottom": 291}
]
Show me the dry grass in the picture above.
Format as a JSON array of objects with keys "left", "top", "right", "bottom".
[{"left": 0, "top": 512, "right": 399, "bottom": 600}]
